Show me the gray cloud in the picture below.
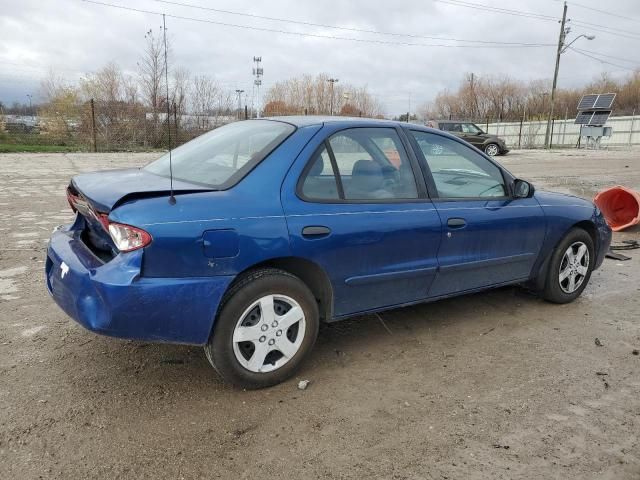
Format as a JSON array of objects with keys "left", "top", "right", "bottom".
[{"left": 1, "top": 0, "right": 639, "bottom": 115}]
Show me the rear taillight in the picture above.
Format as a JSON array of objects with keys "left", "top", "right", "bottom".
[
  {"left": 66, "top": 189, "right": 79, "bottom": 212},
  {"left": 107, "top": 222, "right": 152, "bottom": 252}
]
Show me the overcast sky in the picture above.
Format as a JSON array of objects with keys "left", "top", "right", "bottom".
[{"left": 1, "top": 0, "right": 639, "bottom": 115}]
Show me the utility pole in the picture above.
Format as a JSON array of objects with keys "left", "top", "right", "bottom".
[
  {"left": 327, "top": 78, "right": 339, "bottom": 115},
  {"left": 235, "top": 89, "right": 244, "bottom": 120},
  {"left": 252, "top": 56, "right": 263, "bottom": 118},
  {"left": 545, "top": 1, "right": 568, "bottom": 148},
  {"left": 468, "top": 73, "right": 478, "bottom": 119}
]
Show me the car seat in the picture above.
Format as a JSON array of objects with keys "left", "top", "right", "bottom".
[{"left": 348, "top": 160, "right": 393, "bottom": 199}]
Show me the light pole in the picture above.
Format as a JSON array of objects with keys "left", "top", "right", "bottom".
[
  {"left": 235, "top": 89, "right": 244, "bottom": 120},
  {"left": 26, "top": 94, "right": 33, "bottom": 118},
  {"left": 327, "top": 78, "right": 339, "bottom": 115},
  {"left": 545, "top": 1, "right": 595, "bottom": 148},
  {"left": 562, "top": 34, "right": 596, "bottom": 53}
]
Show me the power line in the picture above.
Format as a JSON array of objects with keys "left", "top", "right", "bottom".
[
  {"left": 568, "top": 1, "right": 640, "bottom": 25},
  {"left": 571, "top": 20, "right": 640, "bottom": 40},
  {"left": 430, "top": 0, "right": 558, "bottom": 22},
  {"left": 148, "top": 0, "right": 553, "bottom": 46},
  {"left": 568, "top": 47, "right": 639, "bottom": 72},
  {"left": 430, "top": 0, "right": 640, "bottom": 41},
  {"left": 571, "top": 47, "right": 640, "bottom": 66},
  {"left": 80, "top": 0, "right": 554, "bottom": 49}
]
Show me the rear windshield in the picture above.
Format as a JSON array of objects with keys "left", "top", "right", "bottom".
[{"left": 145, "top": 120, "right": 295, "bottom": 188}]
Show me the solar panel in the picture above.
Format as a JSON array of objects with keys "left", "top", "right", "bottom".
[
  {"left": 575, "top": 110, "right": 612, "bottom": 125},
  {"left": 575, "top": 111, "right": 594, "bottom": 125},
  {"left": 594, "top": 93, "right": 616, "bottom": 109},
  {"left": 589, "top": 110, "right": 611, "bottom": 125},
  {"left": 577, "top": 93, "right": 616, "bottom": 110},
  {"left": 578, "top": 94, "right": 598, "bottom": 110}
]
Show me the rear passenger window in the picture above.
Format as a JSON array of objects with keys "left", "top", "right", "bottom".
[
  {"left": 300, "top": 128, "right": 419, "bottom": 202},
  {"left": 300, "top": 147, "right": 340, "bottom": 200}
]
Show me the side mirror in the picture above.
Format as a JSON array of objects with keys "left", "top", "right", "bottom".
[{"left": 513, "top": 179, "right": 534, "bottom": 198}]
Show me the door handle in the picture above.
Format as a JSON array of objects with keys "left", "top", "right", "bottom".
[
  {"left": 302, "top": 226, "right": 331, "bottom": 238},
  {"left": 447, "top": 218, "right": 467, "bottom": 228}
]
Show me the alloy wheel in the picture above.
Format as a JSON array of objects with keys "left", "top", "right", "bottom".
[
  {"left": 558, "top": 241, "right": 590, "bottom": 294},
  {"left": 485, "top": 144, "right": 499, "bottom": 156}
]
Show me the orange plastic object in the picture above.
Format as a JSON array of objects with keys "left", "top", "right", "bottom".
[{"left": 593, "top": 186, "right": 640, "bottom": 232}]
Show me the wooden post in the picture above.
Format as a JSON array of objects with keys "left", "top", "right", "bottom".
[
  {"left": 244, "top": 105, "right": 248, "bottom": 120},
  {"left": 90, "top": 98, "right": 97, "bottom": 152},
  {"left": 577, "top": 125, "right": 582, "bottom": 149},
  {"left": 630, "top": 110, "right": 636, "bottom": 147},
  {"left": 518, "top": 115, "right": 524, "bottom": 149},
  {"left": 550, "top": 119, "right": 555, "bottom": 148}
]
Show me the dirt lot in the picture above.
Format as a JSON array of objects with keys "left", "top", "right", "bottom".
[{"left": 1, "top": 149, "right": 639, "bottom": 479}]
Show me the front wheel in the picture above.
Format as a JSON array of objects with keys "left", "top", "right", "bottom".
[
  {"left": 541, "top": 228, "right": 594, "bottom": 304},
  {"left": 205, "top": 268, "right": 319, "bottom": 389},
  {"left": 484, "top": 143, "right": 500, "bottom": 156}
]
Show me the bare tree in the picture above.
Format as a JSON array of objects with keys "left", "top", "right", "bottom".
[
  {"left": 264, "top": 73, "right": 382, "bottom": 116},
  {"left": 38, "top": 70, "right": 82, "bottom": 141},
  {"left": 138, "top": 28, "right": 166, "bottom": 146},
  {"left": 189, "top": 75, "right": 234, "bottom": 129},
  {"left": 79, "top": 62, "right": 145, "bottom": 148},
  {"left": 171, "top": 67, "right": 189, "bottom": 136}
]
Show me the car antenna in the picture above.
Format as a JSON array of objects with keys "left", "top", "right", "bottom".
[{"left": 162, "top": 14, "right": 176, "bottom": 205}]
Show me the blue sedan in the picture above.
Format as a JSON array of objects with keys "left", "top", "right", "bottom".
[{"left": 46, "top": 117, "right": 611, "bottom": 388}]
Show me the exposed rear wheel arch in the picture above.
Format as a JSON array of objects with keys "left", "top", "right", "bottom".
[{"left": 223, "top": 257, "right": 334, "bottom": 324}]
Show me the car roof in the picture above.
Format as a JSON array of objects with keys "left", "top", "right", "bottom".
[{"left": 259, "top": 115, "right": 422, "bottom": 129}]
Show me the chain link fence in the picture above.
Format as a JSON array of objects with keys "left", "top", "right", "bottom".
[
  {"left": 0, "top": 100, "right": 236, "bottom": 152},
  {"left": 5, "top": 103, "right": 638, "bottom": 152}
]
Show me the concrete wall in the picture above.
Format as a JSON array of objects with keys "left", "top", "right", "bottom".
[{"left": 485, "top": 115, "right": 640, "bottom": 148}]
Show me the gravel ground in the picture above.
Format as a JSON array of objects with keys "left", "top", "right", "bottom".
[{"left": 1, "top": 149, "right": 639, "bottom": 479}]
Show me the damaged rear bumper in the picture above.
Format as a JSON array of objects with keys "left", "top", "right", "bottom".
[{"left": 46, "top": 225, "right": 233, "bottom": 345}]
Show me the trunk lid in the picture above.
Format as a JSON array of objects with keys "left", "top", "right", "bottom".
[
  {"left": 68, "top": 168, "right": 212, "bottom": 261},
  {"left": 71, "top": 168, "right": 212, "bottom": 212}
]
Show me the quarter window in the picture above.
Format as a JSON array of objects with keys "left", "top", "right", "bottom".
[
  {"left": 300, "top": 128, "right": 419, "bottom": 201},
  {"left": 411, "top": 131, "right": 507, "bottom": 199},
  {"left": 300, "top": 147, "right": 340, "bottom": 200}
]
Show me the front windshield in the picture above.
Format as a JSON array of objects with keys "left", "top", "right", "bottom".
[{"left": 145, "top": 120, "right": 295, "bottom": 188}]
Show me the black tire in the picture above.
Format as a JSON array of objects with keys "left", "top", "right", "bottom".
[
  {"left": 204, "top": 268, "right": 319, "bottom": 389},
  {"left": 541, "top": 228, "right": 594, "bottom": 304},
  {"left": 484, "top": 143, "right": 500, "bottom": 156}
]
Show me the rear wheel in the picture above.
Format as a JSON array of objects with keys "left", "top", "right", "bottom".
[
  {"left": 484, "top": 143, "right": 499, "bottom": 156},
  {"left": 205, "top": 269, "right": 319, "bottom": 389},
  {"left": 541, "top": 228, "right": 594, "bottom": 304}
]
